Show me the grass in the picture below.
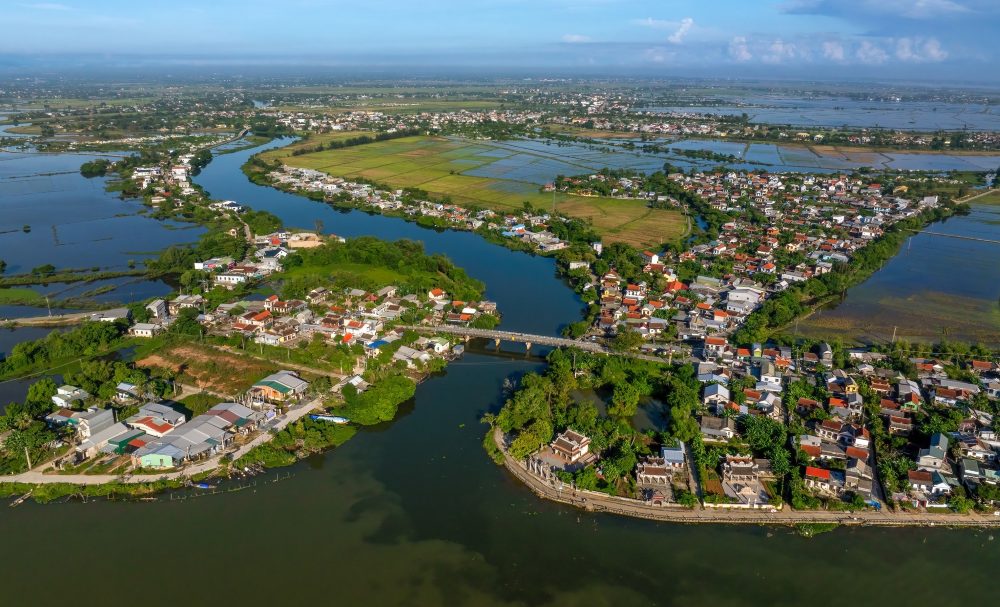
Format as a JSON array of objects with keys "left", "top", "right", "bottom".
[
  {"left": 137, "top": 342, "right": 278, "bottom": 395},
  {"left": 0, "top": 287, "right": 46, "bottom": 306},
  {"left": 969, "top": 190, "right": 1000, "bottom": 205},
  {"left": 258, "top": 131, "right": 370, "bottom": 162},
  {"left": 278, "top": 135, "right": 686, "bottom": 247}
]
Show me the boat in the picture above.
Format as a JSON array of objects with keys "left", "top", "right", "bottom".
[
  {"left": 192, "top": 482, "right": 216, "bottom": 490},
  {"left": 309, "top": 414, "right": 350, "bottom": 424}
]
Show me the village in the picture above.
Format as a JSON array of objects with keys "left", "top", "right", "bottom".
[
  {"left": 0, "top": 145, "right": 501, "bottom": 479},
  {"left": 505, "top": 333, "right": 1000, "bottom": 517},
  {"left": 559, "top": 169, "right": 947, "bottom": 344}
]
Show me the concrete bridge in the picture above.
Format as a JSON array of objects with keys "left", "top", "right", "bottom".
[{"left": 398, "top": 325, "right": 685, "bottom": 364}]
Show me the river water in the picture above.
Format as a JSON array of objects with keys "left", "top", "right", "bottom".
[{"left": 2, "top": 139, "right": 1000, "bottom": 606}]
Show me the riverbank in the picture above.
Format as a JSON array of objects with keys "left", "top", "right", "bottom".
[{"left": 492, "top": 428, "right": 1000, "bottom": 529}]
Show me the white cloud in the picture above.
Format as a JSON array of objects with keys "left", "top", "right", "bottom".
[
  {"left": 895, "top": 37, "right": 948, "bottom": 61},
  {"left": 561, "top": 34, "right": 590, "bottom": 43},
  {"left": 635, "top": 17, "right": 673, "bottom": 29},
  {"left": 667, "top": 17, "right": 694, "bottom": 44},
  {"left": 922, "top": 38, "right": 948, "bottom": 61},
  {"left": 762, "top": 39, "right": 800, "bottom": 64},
  {"left": 822, "top": 40, "right": 845, "bottom": 61},
  {"left": 855, "top": 40, "right": 889, "bottom": 64},
  {"left": 728, "top": 36, "right": 752, "bottom": 61}
]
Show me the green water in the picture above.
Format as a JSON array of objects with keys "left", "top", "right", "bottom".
[{"left": 3, "top": 348, "right": 999, "bottom": 606}]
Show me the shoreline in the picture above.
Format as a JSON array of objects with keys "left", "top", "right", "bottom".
[{"left": 491, "top": 428, "right": 1000, "bottom": 529}]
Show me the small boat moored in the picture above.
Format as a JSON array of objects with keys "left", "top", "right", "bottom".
[{"left": 310, "top": 414, "right": 350, "bottom": 424}]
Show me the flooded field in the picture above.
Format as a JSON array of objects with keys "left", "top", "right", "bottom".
[
  {"left": 794, "top": 202, "right": 1000, "bottom": 346},
  {"left": 643, "top": 95, "right": 1000, "bottom": 131}
]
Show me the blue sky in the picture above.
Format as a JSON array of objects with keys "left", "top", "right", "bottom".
[{"left": 3, "top": 0, "right": 998, "bottom": 80}]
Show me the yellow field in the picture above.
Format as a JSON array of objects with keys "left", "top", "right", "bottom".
[{"left": 277, "top": 135, "right": 686, "bottom": 247}]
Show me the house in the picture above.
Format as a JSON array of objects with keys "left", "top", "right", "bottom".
[
  {"left": 908, "top": 469, "right": 952, "bottom": 499},
  {"left": 817, "top": 342, "right": 833, "bottom": 366},
  {"left": 249, "top": 370, "right": 310, "bottom": 404},
  {"left": 168, "top": 294, "right": 204, "bottom": 315},
  {"left": 89, "top": 308, "right": 131, "bottom": 323},
  {"left": 130, "top": 322, "right": 161, "bottom": 338},
  {"left": 804, "top": 466, "right": 845, "bottom": 495},
  {"left": 700, "top": 415, "right": 737, "bottom": 441},
  {"left": 76, "top": 408, "right": 116, "bottom": 440},
  {"left": 908, "top": 470, "right": 934, "bottom": 494},
  {"left": 132, "top": 402, "right": 261, "bottom": 468},
  {"left": 76, "top": 422, "right": 132, "bottom": 459},
  {"left": 917, "top": 433, "right": 949, "bottom": 471},
  {"left": 797, "top": 435, "right": 822, "bottom": 460},
  {"left": 845, "top": 457, "right": 874, "bottom": 498},
  {"left": 703, "top": 336, "right": 729, "bottom": 359},
  {"left": 755, "top": 360, "right": 783, "bottom": 393},
  {"left": 115, "top": 382, "right": 141, "bottom": 402},
  {"left": 52, "top": 385, "right": 90, "bottom": 408},
  {"left": 550, "top": 429, "right": 592, "bottom": 463},
  {"left": 146, "top": 299, "right": 168, "bottom": 319},
  {"left": 661, "top": 443, "right": 686, "bottom": 469},
  {"left": 702, "top": 383, "right": 730, "bottom": 411},
  {"left": 125, "top": 402, "right": 186, "bottom": 437}
]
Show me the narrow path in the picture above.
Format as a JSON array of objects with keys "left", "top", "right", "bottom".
[{"left": 955, "top": 187, "right": 998, "bottom": 204}]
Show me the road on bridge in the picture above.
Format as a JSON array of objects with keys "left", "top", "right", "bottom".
[{"left": 398, "top": 324, "right": 688, "bottom": 364}]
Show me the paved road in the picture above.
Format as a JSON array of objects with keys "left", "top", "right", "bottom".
[
  {"left": 2, "top": 311, "right": 93, "bottom": 327},
  {"left": 493, "top": 429, "right": 1000, "bottom": 528},
  {"left": 400, "top": 324, "right": 687, "bottom": 365},
  {"left": 1, "top": 399, "right": 321, "bottom": 486}
]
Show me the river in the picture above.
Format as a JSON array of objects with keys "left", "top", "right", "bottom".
[{"left": 2, "top": 139, "right": 999, "bottom": 606}]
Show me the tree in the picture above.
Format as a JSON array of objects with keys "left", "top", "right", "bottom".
[
  {"left": 24, "top": 378, "right": 58, "bottom": 414},
  {"left": 609, "top": 382, "right": 640, "bottom": 419},
  {"left": 169, "top": 308, "right": 202, "bottom": 337},
  {"left": 31, "top": 264, "right": 56, "bottom": 277},
  {"left": 611, "top": 328, "right": 643, "bottom": 352}
]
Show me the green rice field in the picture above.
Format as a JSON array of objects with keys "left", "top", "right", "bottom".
[{"left": 277, "top": 135, "right": 686, "bottom": 247}]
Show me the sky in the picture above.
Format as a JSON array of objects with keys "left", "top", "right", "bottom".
[{"left": 2, "top": 0, "right": 999, "bottom": 81}]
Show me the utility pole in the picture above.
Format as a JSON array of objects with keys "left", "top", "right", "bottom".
[
  {"left": 891, "top": 326, "right": 897, "bottom": 344},
  {"left": 24, "top": 446, "right": 32, "bottom": 470}
]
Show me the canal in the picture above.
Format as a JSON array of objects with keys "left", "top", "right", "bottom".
[{"left": 2, "top": 139, "right": 999, "bottom": 606}]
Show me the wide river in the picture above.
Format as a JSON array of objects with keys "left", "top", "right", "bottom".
[{"left": 2, "top": 139, "right": 999, "bottom": 606}]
